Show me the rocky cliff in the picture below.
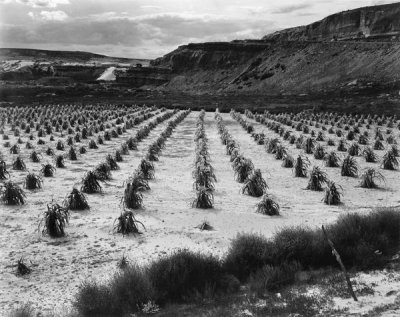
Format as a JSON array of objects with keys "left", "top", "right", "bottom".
[
  {"left": 263, "top": 2, "right": 400, "bottom": 42},
  {"left": 150, "top": 3, "right": 400, "bottom": 95}
]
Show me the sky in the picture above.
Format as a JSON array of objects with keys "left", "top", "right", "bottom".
[{"left": 0, "top": 0, "right": 397, "bottom": 59}]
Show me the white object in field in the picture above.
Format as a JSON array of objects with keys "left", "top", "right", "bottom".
[{"left": 97, "top": 66, "right": 116, "bottom": 81}]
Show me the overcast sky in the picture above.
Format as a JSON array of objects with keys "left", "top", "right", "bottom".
[{"left": 0, "top": 0, "right": 396, "bottom": 59}]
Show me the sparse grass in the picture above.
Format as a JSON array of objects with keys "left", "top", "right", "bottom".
[
  {"left": 1, "top": 181, "right": 26, "bottom": 205},
  {"left": 341, "top": 156, "right": 358, "bottom": 177},
  {"left": 256, "top": 193, "right": 280, "bottom": 216},
  {"left": 360, "top": 168, "right": 385, "bottom": 188},
  {"left": 40, "top": 202, "right": 69, "bottom": 238},
  {"left": 241, "top": 169, "right": 267, "bottom": 197},
  {"left": 64, "top": 187, "right": 90, "bottom": 210}
]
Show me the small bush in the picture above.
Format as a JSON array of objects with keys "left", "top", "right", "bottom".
[
  {"left": 382, "top": 150, "right": 399, "bottom": 170},
  {"left": 139, "top": 159, "right": 155, "bottom": 180},
  {"left": 337, "top": 139, "right": 347, "bottom": 152},
  {"left": 68, "top": 146, "right": 78, "bottom": 160},
  {"left": 256, "top": 193, "right": 280, "bottom": 216},
  {"left": 282, "top": 154, "right": 294, "bottom": 168},
  {"left": 363, "top": 146, "right": 378, "bottom": 163},
  {"left": 241, "top": 169, "right": 267, "bottom": 197},
  {"left": 360, "top": 168, "right": 385, "bottom": 188},
  {"left": 106, "top": 154, "right": 119, "bottom": 170},
  {"left": 324, "top": 151, "right": 340, "bottom": 167},
  {"left": 114, "top": 210, "right": 145, "bottom": 235},
  {"left": 81, "top": 171, "right": 102, "bottom": 194},
  {"left": 64, "top": 187, "right": 90, "bottom": 210},
  {"left": 88, "top": 139, "right": 98, "bottom": 149},
  {"left": 115, "top": 150, "right": 123, "bottom": 162},
  {"left": 40, "top": 202, "right": 69, "bottom": 238},
  {"left": 374, "top": 139, "right": 385, "bottom": 150},
  {"left": 192, "top": 187, "right": 214, "bottom": 209},
  {"left": 306, "top": 166, "right": 328, "bottom": 191},
  {"left": 122, "top": 179, "right": 144, "bottom": 209},
  {"left": 148, "top": 249, "right": 223, "bottom": 304},
  {"left": 232, "top": 156, "right": 254, "bottom": 183},
  {"left": 45, "top": 147, "right": 55, "bottom": 156},
  {"left": 16, "top": 258, "right": 32, "bottom": 276},
  {"left": 1, "top": 181, "right": 26, "bottom": 205},
  {"left": 54, "top": 154, "right": 65, "bottom": 168},
  {"left": 25, "top": 173, "right": 43, "bottom": 190},
  {"left": 94, "top": 163, "right": 112, "bottom": 181},
  {"left": 293, "top": 155, "right": 309, "bottom": 177},
  {"left": 12, "top": 156, "right": 26, "bottom": 170},
  {"left": 341, "top": 156, "right": 358, "bottom": 177},
  {"left": 0, "top": 160, "right": 10, "bottom": 179},
  {"left": 41, "top": 163, "right": 56, "bottom": 177},
  {"left": 313, "top": 143, "right": 325, "bottom": 160},
  {"left": 324, "top": 181, "right": 342, "bottom": 205}
]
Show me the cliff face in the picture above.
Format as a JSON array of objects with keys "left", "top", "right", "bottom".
[
  {"left": 263, "top": 2, "right": 400, "bottom": 42},
  {"left": 151, "top": 40, "right": 400, "bottom": 94}
]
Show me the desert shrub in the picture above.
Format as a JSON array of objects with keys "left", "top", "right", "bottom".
[
  {"left": 313, "top": 143, "right": 326, "bottom": 160},
  {"left": 360, "top": 168, "right": 385, "bottom": 188},
  {"left": 358, "top": 134, "right": 368, "bottom": 145},
  {"left": 139, "top": 159, "right": 155, "bottom": 180},
  {"left": 25, "top": 173, "right": 43, "bottom": 190},
  {"left": 193, "top": 163, "right": 216, "bottom": 191},
  {"left": 16, "top": 258, "right": 32, "bottom": 276},
  {"left": 1, "top": 181, "right": 26, "bottom": 205},
  {"left": 192, "top": 187, "right": 214, "bottom": 209},
  {"left": 94, "top": 162, "right": 112, "bottom": 181},
  {"left": 64, "top": 187, "right": 90, "bottom": 210},
  {"left": 114, "top": 210, "right": 145, "bottom": 235},
  {"left": 97, "top": 135, "right": 104, "bottom": 145},
  {"left": 362, "top": 146, "right": 378, "bottom": 163},
  {"left": 81, "top": 171, "right": 102, "bottom": 193},
  {"left": 327, "top": 138, "right": 335, "bottom": 146},
  {"left": 256, "top": 193, "right": 280, "bottom": 216},
  {"left": 68, "top": 146, "right": 78, "bottom": 160},
  {"left": 266, "top": 138, "right": 280, "bottom": 154},
  {"left": 241, "top": 169, "right": 267, "bottom": 197},
  {"left": 390, "top": 145, "right": 399, "bottom": 157},
  {"left": 232, "top": 156, "right": 254, "bottom": 183},
  {"left": 25, "top": 141, "right": 33, "bottom": 149},
  {"left": 40, "top": 202, "right": 69, "bottom": 238},
  {"left": 120, "top": 143, "right": 129, "bottom": 155},
  {"left": 3, "top": 141, "right": 10, "bottom": 148},
  {"left": 148, "top": 249, "right": 223, "bottom": 304},
  {"left": 293, "top": 155, "right": 309, "bottom": 177},
  {"left": 0, "top": 160, "right": 10, "bottom": 179},
  {"left": 12, "top": 156, "right": 26, "bottom": 171},
  {"left": 41, "top": 163, "right": 56, "bottom": 177},
  {"left": 341, "top": 156, "right": 358, "bottom": 177},
  {"left": 282, "top": 154, "right": 294, "bottom": 168},
  {"left": 249, "top": 262, "right": 301, "bottom": 294},
  {"left": 382, "top": 150, "right": 399, "bottom": 170},
  {"left": 224, "top": 234, "right": 274, "bottom": 282},
  {"left": 324, "top": 151, "right": 340, "bottom": 167},
  {"left": 348, "top": 143, "right": 361, "bottom": 156},
  {"left": 37, "top": 138, "right": 45, "bottom": 145},
  {"left": 196, "top": 220, "right": 214, "bottom": 231},
  {"left": 126, "top": 137, "right": 137, "bottom": 150},
  {"left": 106, "top": 154, "right": 119, "bottom": 170},
  {"left": 324, "top": 181, "right": 342, "bottom": 205},
  {"left": 306, "top": 166, "right": 328, "bottom": 191}
]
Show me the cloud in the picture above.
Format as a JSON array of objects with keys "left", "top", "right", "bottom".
[
  {"left": 1, "top": 0, "right": 69, "bottom": 8},
  {"left": 272, "top": 3, "right": 312, "bottom": 14},
  {"left": 0, "top": 12, "right": 275, "bottom": 58},
  {"left": 39, "top": 10, "right": 68, "bottom": 20}
]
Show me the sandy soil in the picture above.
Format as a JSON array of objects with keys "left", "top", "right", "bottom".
[{"left": 1, "top": 110, "right": 400, "bottom": 316}]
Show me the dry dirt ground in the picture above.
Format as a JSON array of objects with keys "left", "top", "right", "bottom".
[{"left": 1, "top": 111, "right": 400, "bottom": 316}]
